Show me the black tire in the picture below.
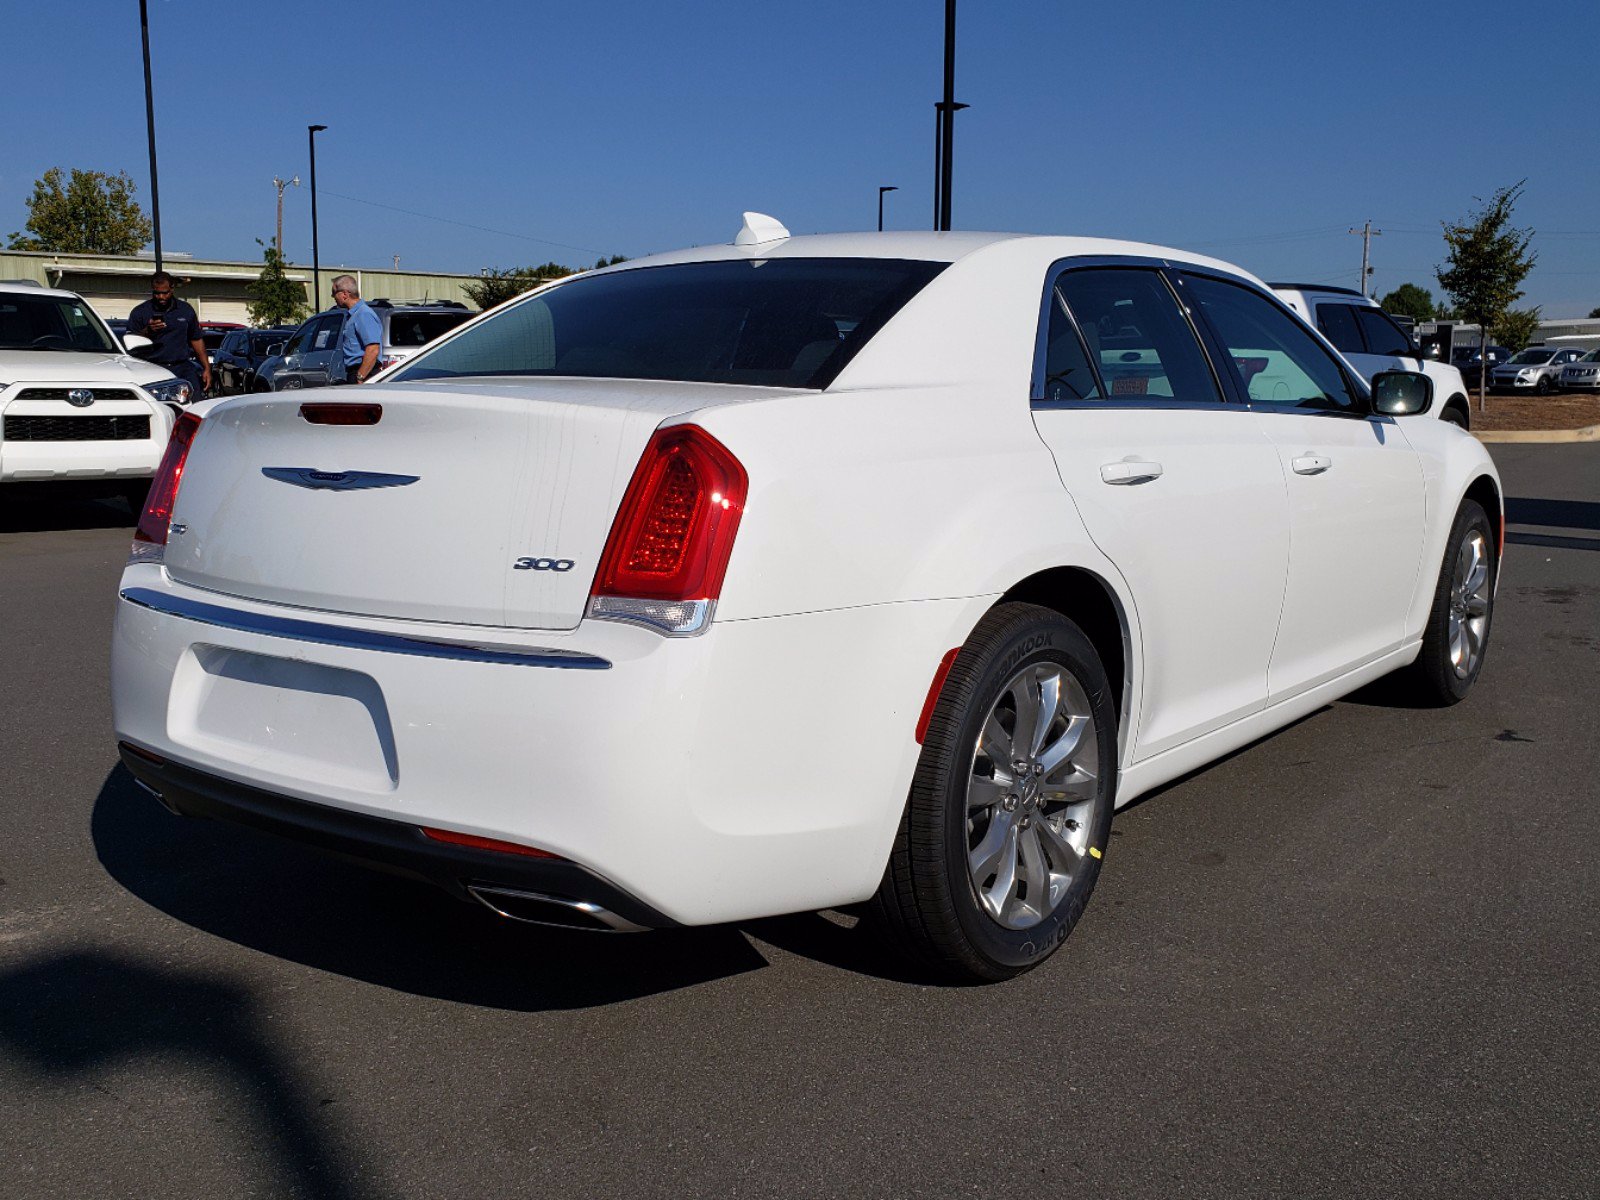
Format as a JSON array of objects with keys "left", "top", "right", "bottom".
[
  {"left": 1404, "top": 499, "right": 1496, "bottom": 705},
  {"left": 869, "top": 602, "right": 1117, "bottom": 982},
  {"left": 1537, "top": 375, "right": 1553, "bottom": 395}
]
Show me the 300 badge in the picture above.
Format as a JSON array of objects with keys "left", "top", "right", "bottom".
[{"left": 512, "top": 557, "right": 576, "bottom": 572}]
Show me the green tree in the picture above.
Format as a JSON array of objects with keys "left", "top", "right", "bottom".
[
  {"left": 246, "top": 240, "right": 310, "bottom": 327},
  {"left": 1496, "top": 307, "right": 1542, "bottom": 354},
  {"left": 1433, "top": 301, "right": 1457, "bottom": 320},
  {"left": 7, "top": 167, "right": 153, "bottom": 254},
  {"left": 1437, "top": 181, "right": 1537, "bottom": 412},
  {"left": 1588, "top": 306, "right": 1600, "bottom": 319},
  {"left": 593, "top": 254, "right": 629, "bottom": 270},
  {"left": 1379, "top": 283, "right": 1436, "bottom": 323},
  {"left": 462, "top": 262, "right": 577, "bottom": 310}
]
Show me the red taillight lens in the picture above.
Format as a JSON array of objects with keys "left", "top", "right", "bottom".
[
  {"left": 300, "top": 403, "right": 382, "bottom": 425},
  {"left": 420, "top": 826, "right": 562, "bottom": 859},
  {"left": 592, "top": 425, "right": 748, "bottom": 603},
  {"left": 133, "top": 411, "right": 202, "bottom": 546}
]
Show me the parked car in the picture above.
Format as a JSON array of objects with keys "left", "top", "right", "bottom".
[
  {"left": 1449, "top": 343, "right": 1512, "bottom": 389},
  {"left": 0, "top": 280, "right": 178, "bottom": 509},
  {"left": 213, "top": 327, "right": 297, "bottom": 395},
  {"left": 1557, "top": 347, "right": 1600, "bottom": 391},
  {"left": 112, "top": 222, "right": 1501, "bottom": 982},
  {"left": 1490, "top": 345, "right": 1586, "bottom": 393},
  {"left": 1271, "top": 284, "right": 1472, "bottom": 427},
  {"left": 271, "top": 300, "right": 473, "bottom": 390}
]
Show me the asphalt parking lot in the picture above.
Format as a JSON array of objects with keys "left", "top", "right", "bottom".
[{"left": 1, "top": 445, "right": 1595, "bottom": 1200}]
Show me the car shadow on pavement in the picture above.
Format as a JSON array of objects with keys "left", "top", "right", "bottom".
[
  {"left": 1505, "top": 496, "right": 1600, "bottom": 532},
  {"left": 0, "top": 948, "right": 386, "bottom": 1199},
  {"left": 0, "top": 489, "right": 137, "bottom": 534},
  {"left": 92, "top": 765, "right": 770, "bottom": 1011}
]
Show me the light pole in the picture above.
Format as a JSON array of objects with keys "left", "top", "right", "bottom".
[
  {"left": 932, "top": 0, "right": 966, "bottom": 232},
  {"left": 272, "top": 175, "right": 300, "bottom": 255},
  {"left": 138, "top": 0, "right": 163, "bottom": 269},
  {"left": 878, "top": 186, "right": 898, "bottom": 232},
  {"left": 308, "top": 125, "right": 327, "bottom": 309}
]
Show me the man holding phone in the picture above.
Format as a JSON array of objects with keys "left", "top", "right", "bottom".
[{"left": 127, "top": 271, "right": 210, "bottom": 398}]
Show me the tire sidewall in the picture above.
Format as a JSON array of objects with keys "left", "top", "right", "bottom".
[
  {"left": 932, "top": 612, "right": 1117, "bottom": 973},
  {"left": 1430, "top": 501, "right": 1497, "bottom": 701}
]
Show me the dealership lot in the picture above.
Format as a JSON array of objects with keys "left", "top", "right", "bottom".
[{"left": 0, "top": 444, "right": 1595, "bottom": 1198}]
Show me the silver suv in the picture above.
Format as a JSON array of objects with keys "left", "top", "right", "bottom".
[
  {"left": 271, "top": 300, "right": 473, "bottom": 390},
  {"left": 1490, "top": 345, "right": 1586, "bottom": 394}
]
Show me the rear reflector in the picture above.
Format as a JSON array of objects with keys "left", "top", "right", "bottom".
[
  {"left": 420, "top": 826, "right": 562, "bottom": 859},
  {"left": 915, "top": 648, "right": 962, "bottom": 744},
  {"left": 132, "top": 411, "right": 203, "bottom": 554},
  {"left": 118, "top": 741, "right": 166, "bottom": 766},
  {"left": 300, "top": 403, "right": 382, "bottom": 426}
]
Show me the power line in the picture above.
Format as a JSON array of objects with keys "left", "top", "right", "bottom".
[{"left": 317, "top": 188, "right": 611, "bottom": 258}]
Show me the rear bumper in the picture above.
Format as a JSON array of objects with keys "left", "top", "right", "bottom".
[
  {"left": 118, "top": 742, "right": 676, "bottom": 929},
  {"left": 111, "top": 564, "right": 980, "bottom": 926}
]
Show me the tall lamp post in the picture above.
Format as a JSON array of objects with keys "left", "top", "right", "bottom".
[
  {"left": 308, "top": 124, "right": 327, "bottom": 309},
  {"left": 138, "top": 0, "right": 163, "bottom": 270},
  {"left": 932, "top": 0, "right": 966, "bottom": 232},
  {"left": 878, "top": 186, "right": 898, "bottom": 232}
]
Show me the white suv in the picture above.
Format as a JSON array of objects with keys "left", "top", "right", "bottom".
[
  {"left": 1, "top": 281, "right": 181, "bottom": 507},
  {"left": 1272, "top": 284, "right": 1472, "bottom": 428}
]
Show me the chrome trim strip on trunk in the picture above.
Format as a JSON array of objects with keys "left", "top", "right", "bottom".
[{"left": 118, "top": 586, "right": 612, "bottom": 669}]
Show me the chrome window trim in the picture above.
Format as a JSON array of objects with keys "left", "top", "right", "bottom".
[{"left": 119, "top": 587, "right": 612, "bottom": 670}]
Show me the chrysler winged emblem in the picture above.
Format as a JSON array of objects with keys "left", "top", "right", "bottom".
[{"left": 261, "top": 467, "right": 420, "bottom": 491}]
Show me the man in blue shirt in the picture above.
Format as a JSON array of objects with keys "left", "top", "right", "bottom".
[
  {"left": 330, "top": 274, "right": 383, "bottom": 383},
  {"left": 127, "top": 271, "right": 211, "bottom": 395}
]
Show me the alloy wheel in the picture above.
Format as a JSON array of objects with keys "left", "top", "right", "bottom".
[
  {"left": 966, "top": 663, "right": 1099, "bottom": 929},
  {"left": 1448, "top": 530, "right": 1492, "bottom": 679}
]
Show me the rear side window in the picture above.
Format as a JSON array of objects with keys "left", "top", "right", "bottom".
[
  {"left": 393, "top": 258, "right": 946, "bottom": 389},
  {"left": 1354, "top": 307, "right": 1413, "bottom": 355},
  {"left": 1038, "top": 289, "right": 1104, "bottom": 401},
  {"left": 385, "top": 310, "right": 471, "bottom": 348},
  {"left": 1315, "top": 304, "right": 1364, "bottom": 354},
  {"left": 1186, "top": 275, "right": 1359, "bottom": 412},
  {"left": 1050, "top": 268, "right": 1221, "bottom": 403}
]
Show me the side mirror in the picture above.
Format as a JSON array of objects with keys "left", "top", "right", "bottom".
[
  {"left": 266, "top": 342, "right": 286, "bottom": 356},
  {"left": 122, "top": 333, "right": 155, "bottom": 357},
  {"left": 1372, "top": 370, "right": 1433, "bottom": 416}
]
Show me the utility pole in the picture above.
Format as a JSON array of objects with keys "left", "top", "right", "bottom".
[
  {"left": 393, "top": 255, "right": 401, "bottom": 271},
  {"left": 1349, "top": 220, "right": 1382, "bottom": 297},
  {"left": 272, "top": 176, "right": 300, "bottom": 254},
  {"left": 308, "top": 125, "right": 327, "bottom": 309},
  {"left": 138, "top": 0, "right": 163, "bottom": 270},
  {"left": 932, "top": 0, "right": 967, "bottom": 231},
  {"left": 878, "top": 185, "right": 898, "bottom": 232}
]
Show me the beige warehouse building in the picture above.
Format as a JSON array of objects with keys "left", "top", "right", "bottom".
[{"left": 0, "top": 248, "right": 482, "bottom": 322}]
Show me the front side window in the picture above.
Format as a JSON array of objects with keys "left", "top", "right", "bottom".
[
  {"left": 1184, "top": 275, "right": 1359, "bottom": 412},
  {"left": 1355, "top": 307, "right": 1414, "bottom": 356},
  {"left": 1315, "top": 304, "right": 1364, "bottom": 354},
  {"left": 1050, "top": 268, "right": 1221, "bottom": 403},
  {"left": 393, "top": 258, "right": 946, "bottom": 390}
]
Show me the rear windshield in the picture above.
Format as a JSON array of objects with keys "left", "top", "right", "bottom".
[
  {"left": 385, "top": 310, "right": 472, "bottom": 347},
  {"left": 392, "top": 258, "right": 946, "bottom": 389}
]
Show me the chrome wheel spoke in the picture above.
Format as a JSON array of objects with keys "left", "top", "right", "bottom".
[
  {"left": 1017, "top": 825, "right": 1051, "bottom": 919},
  {"left": 1037, "top": 714, "right": 1088, "bottom": 777},
  {"left": 979, "top": 711, "right": 1014, "bottom": 767},
  {"left": 967, "top": 772, "right": 1013, "bottom": 812},
  {"left": 1008, "top": 673, "right": 1044, "bottom": 761},
  {"left": 981, "top": 823, "right": 1022, "bottom": 921},
  {"left": 969, "top": 809, "right": 1015, "bottom": 882},
  {"left": 1034, "top": 816, "right": 1083, "bottom": 878},
  {"left": 1465, "top": 594, "right": 1489, "bottom": 619}
]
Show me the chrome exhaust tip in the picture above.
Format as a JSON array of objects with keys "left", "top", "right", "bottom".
[{"left": 467, "top": 885, "right": 648, "bottom": 933}]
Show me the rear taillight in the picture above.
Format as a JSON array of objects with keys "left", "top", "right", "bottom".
[
  {"left": 130, "top": 411, "right": 202, "bottom": 562},
  {"left": 588, "top": 425, "right": 747, "bottom": 636}
]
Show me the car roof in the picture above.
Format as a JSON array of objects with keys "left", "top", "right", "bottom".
[
  {"left": 609, "top": 231, "right": 1268, "bottom": 287},
  {"left": 0, "top": 279, "right": 84, "bottom": 301}
]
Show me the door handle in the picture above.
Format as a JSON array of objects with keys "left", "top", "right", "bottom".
[
  {"left": 1292, "top": 454, "right": 1332, "bottom": 475},
  {"left": 1100, "top": 460, "right": 1164, "bottom": 485}
]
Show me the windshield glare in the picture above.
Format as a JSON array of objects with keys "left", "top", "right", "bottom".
[
  {"left": 1508, "top": 349, "right": 1554, "bottom": 364},
  {"left": 392, "top": 258, "right": 947, "bottom": 389},
  {"left": 0, "top": 294, "right": 119, "bottom": 353}
]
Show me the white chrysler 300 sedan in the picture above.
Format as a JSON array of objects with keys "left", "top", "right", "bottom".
[{"left": 112, "top": 221, "right": 1502, "bottom": 981}]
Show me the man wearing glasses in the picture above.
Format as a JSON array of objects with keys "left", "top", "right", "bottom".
[
  {"left": 330, "top": 274, "right": 382, "bottom": 384},
  {"left": 127, "top": 271, "right": 210, "bottom": 397}
]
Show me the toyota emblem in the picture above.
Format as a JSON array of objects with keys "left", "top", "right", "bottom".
[{"left": 67, "top": 388, "right": 95, "bottom": 407}]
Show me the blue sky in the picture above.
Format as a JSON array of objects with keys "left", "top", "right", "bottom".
[{"left": 7, "top": 0, "right": 1598, "bottom": 313}]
